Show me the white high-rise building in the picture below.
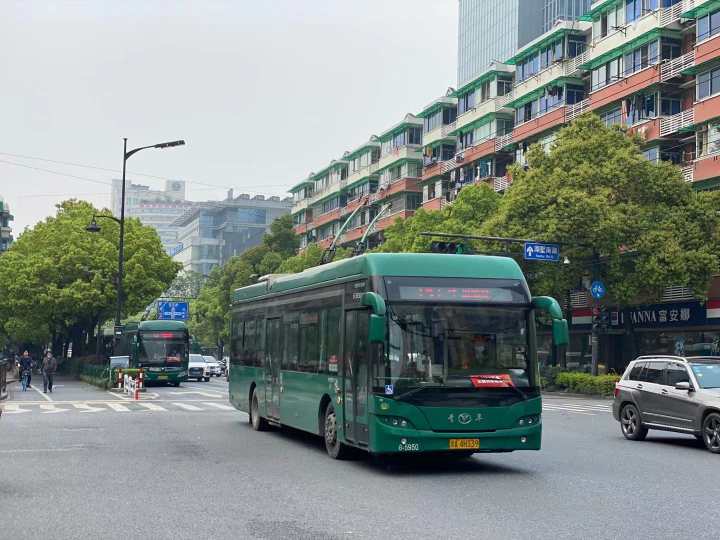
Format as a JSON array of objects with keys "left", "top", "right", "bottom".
[{"left": 110, "top": 179, "right": 194, "bottom": 254}]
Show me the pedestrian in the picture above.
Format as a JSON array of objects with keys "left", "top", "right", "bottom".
[
  {"left": 42, "top": 351, "right": 58, "bottom": 393},
  {"left": 19, "top": 351, "right": 33, "bottom": 389}
]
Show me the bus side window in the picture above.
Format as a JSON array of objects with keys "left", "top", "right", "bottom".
[
  {"left": 230, "top": 318, "right": 243, "bottom": 366},
  {"left": 321, "top": 307, "right": 341, "bottom": 374},
  {"left": 283, "top": 314, "right": 299, "bottom": 371},
  {"left": 244, "top": 320, "right": 256, "bottom": 367},
  {"left": 299, "top": 311, "right": 320, "bottom": 373}
]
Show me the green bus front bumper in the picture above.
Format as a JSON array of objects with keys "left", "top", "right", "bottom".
[
  {"left": 370, "top": 419, "right": 541, "bottom": 454},
  {"left": 144, "top": 370, "right": 187, "bottom": 383}
]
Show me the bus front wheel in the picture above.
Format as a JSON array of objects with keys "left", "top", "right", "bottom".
[
  {"left": 323, "top": 404, "right": 350, "bottom": 459},
  {"left": 250, "top": 389, "right": 269, "bottom": 431}
]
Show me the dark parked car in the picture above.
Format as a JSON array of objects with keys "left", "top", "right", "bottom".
[{"left": 613, "top": 356, "right": 720, "bottom": 454}]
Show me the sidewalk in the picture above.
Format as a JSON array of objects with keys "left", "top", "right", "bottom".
[{"left": 542, "top": 390, "right": 613, "bottom": 400}]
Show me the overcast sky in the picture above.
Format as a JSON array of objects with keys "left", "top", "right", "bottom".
[{"left": 0, "top": 1, "right": 457, "bottom": 233}]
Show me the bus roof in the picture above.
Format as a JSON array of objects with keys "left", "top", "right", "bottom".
[{"left": 232, "top": 253, "right": 526, "bottom": 304}]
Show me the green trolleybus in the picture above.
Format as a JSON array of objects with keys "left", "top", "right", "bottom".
[
  {"left": 119, "top": 320, "right": 190, "bottom": 386},
  {"left": 228, "top": 253, "right": 568, "bottom": 458}
]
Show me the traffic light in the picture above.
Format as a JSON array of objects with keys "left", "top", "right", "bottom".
[{"left": 430, "top": 241, "right": 469, "bottom": 254}]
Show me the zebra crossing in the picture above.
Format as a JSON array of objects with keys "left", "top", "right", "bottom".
[
  {"left": 542, "top": 399, "right": 612, "bottom": 416},
  {"left": 1, "top": 400, "right": 238, "bottom": 415}
]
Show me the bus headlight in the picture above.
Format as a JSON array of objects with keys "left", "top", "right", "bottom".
[
  {"left": 380, "top": 416, "right": 414, "bottom": 429},
  {"left": 518, "top": 415, "right": 540, "bottom": 426}
]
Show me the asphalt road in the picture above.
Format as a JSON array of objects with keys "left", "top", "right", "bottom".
[{"left": 1, "top": 377, "right": 718, "bottom": 540}]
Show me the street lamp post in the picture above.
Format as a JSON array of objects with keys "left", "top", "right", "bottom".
[{"left": 87, "top": 137, "right": 185, "bottom": 338}]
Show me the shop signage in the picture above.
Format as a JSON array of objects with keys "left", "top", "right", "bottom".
[{"left": 611, "top": 301, "right": 707, "bottom": 329}]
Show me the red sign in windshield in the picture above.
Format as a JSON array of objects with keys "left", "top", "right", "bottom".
[{"left": 470, "top": 374, "right": 515, "bottom": 388}]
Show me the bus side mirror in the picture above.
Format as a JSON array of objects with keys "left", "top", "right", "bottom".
[
  {"left": 532, "top": 296, "right": 569, "bottom": 346},
  {"left": 369, "top": 314, "right": 386, "bottom": 343},
  {"left": 362, "top": 292, "right": 387, "bottom": 344},
  {"left": 552, "top": 319, "right": 569, "bottom": 347}
]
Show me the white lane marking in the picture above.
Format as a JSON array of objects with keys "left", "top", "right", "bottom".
[
  {"left": 201, "top": 402, "right": 235, "bottom": 411},
  {"left": 0, "top": 447, "right": 87, "bottom": 454},
  {"left": 73, "top": 403, "right": 106, "bottom": 413},
  {"left": 182, "top": 384, "right": 228, "bottom": 393},
  {"left": 173, "top": 402, "right": 203, "bottom": 411},
  {"left": 29, "top": 383, "right": 53, "bottom": 402},
  {"left": 542, "top": 406, "right": 596, "bottom": 416},
  {"left": 105, "top": 402, "right": 131, "bottom": 412},
  {"left": 40, "top": 404, "right": 69, "bottom": 414},
  {"left": 138, "top": 403, "right": 167, "bottom": 411},
  {"left": 169, "top": 390, "right": 223, "bottom": 398},
  {"left": 1, "top": 404, "right": 31, "bottom": 414}
]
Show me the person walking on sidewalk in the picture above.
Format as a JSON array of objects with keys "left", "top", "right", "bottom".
[
  {"left": 19, "top": 351, "right": 33, "bottom": 389},
  {"left": 42, "top": 351, "right": 57, "bottom": 393}
]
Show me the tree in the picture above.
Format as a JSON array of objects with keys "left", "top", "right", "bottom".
[
  {"left": 164, "top": 271, "right": 207, "bottom": 300},
  {"left": 378, "top": 183, "right": 501, "bottom": 252},
  {"left": 484, "top": 115, "right": 720, "bottom": 360},
  {"left": 0, "top": 200, "right": 180, "bottom": 356}
]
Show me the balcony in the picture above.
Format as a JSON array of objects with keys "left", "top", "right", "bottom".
[
  {"left": 345, "top": 162, "right": 379, "bottom": 187},
  {"left": 423, "top": 124, "right": 456, "bottom": 147},
  {"left": 513, "top": 105, "right": 567, "bottom": 143},
  {"left": 589, "top": 65, "right": 660, "bottom": 112},
  {"left": 374, "top": 210, "right": 415, "bottom": 232},
  {"left": 565, "top": 98, "right": 590, "bottom": 122},
  {"left": 690, "top": 153, "right": 720, "bottom": 183},
  {"left": 292, "top": 198, "right": 309, "bottom": 213},
  {"left": 293, "top": 223, "right": 309, "bottom": 235},
  {"left": 305, "top": 181, "right": 345, "bottom": 208},
  {"left": 312, "top": 208, "right": 342, "bottom": 228},
  {"left": 659, "top": 109, "right": 695, "bottom": 136},
  {"left": 339, "top": 226, "right": 365, "bottom": 244},
  {"left": 372, "top": 177, "right": 422, "bottom": 203},
  {"left": 681, "top": 164, "right": 694, "bottom": 182},
  {"left": 454, "top": 97, "right": 510, "bottom": 134},
  {"left": 659, "top": 51, "right": 695, "bottom": 82},
  {"left": 626, "top": 118, "right": 662, "bottom": 141},
  {"left": 584, "top": 8, "right": 679, "bottom": 70},
  {"left": 377, "top": 145, "right": 423, "bottom": 171}
]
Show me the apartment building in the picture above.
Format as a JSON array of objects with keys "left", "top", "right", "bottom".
[
  {"left": 290, "top": 114, "right": 424, "bottom": 250},
  {"left": 0, "top": 195, "right": 13, "bottom": 253},
  {"left": 292, "top": 0, "right": 720, "bottom": 253}
]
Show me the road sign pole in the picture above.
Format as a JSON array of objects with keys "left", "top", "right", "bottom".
[{"left": 591, "top": 299, "right": 599, "bottom": 376}]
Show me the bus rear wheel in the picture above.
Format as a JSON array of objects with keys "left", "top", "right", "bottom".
[
  {"left": 323, "top": 403, "right": 350, "bottom": 459},
  {"left": 250, "top": 389, "right": 268, "bottom": 431}
]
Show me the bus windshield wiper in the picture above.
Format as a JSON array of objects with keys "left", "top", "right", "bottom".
[{"left": 394, "top": 384, "right": 445, "bottom": 401}]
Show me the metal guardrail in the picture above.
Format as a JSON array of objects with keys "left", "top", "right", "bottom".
[
  {"left": 566, "top": 99, "right": 590, "bottom": 122},
  {"left": 495, "top": 133, "right": 514, "bottom": 151},
  {"left": 660, "top": 109, "right": 694, "bottom": 137},
  {"left": 660, "top": 51, "right": 695, "bottom": 82},
  {"left": 681, "top": 164, "right": 694, "bottom": 183}
]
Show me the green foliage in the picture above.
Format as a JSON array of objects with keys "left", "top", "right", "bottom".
[
  {"left": 164, "top": 271, "right": 207, "bottom": 299},
  {"left": 0, "top": 200, "right": 180, "bottom": 350},
  {"left": 485, "top": 114, "right": 720, "bottom": 305},
  {"left": 378, "top": 183, "right": 501, "bottom": 253},
  {"left": 554, "top": 372, "right": 620, "bottom": 396}
]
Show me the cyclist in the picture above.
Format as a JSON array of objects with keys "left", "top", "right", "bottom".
[{"left": 19, "top": 351, "right": 33, "bottom": 391}]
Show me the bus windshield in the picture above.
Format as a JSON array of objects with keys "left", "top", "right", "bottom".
[
  {"left": 378, "top": 304, "right": 534, "bottom": 402},
  {"left": 138, "top": 332, "right": 188, "bottom": 366}
]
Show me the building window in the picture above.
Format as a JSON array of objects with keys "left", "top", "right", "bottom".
[
  {"left": 566, "top": 85, "right": 585, "bottom": 104},
  {"left": 643, "top": 147, "right": 659, "bottom": 162},
  {"left": 600, "top": 107, "right": 623, "bottom": 126},
  {"left": 660, "top": 97, "right": 681, "bottom": 116},
  {"left": 697, "top": 67, "right": 720, "bottom": 100},
  {"left": 623, "top": 41, "right": 658, "bottom": 76},
  {"left": 568, "top": 37, "right": 586, "bottom": 58},
  {"left": 591, "top": 57, "right": 621, "bottom": 90},
  {"left": 697, "top": 122, "right": 720, "bottom": 157},
  {"left": 458, "top": 90, "right": 476, "bottom": 114},
  {"left": 697, "top": 9, "right": 720, "bottom": 42},
  {"left": 625, "top": 92, "right": 657, "bottom": 125}
]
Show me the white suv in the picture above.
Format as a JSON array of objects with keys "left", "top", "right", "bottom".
[
  {"left": 188, "top": 354, "right": 210, "bottom": 382},
  {"left": 203, "top": 355, "right": 222, "bottom": 377}
]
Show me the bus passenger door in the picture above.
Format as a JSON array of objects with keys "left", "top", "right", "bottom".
[
  {"left": 264, "top": 318, "right": 281, "bottom": 420},
  {"left": 343, "top": 310, "right": 369, "bottom": 446}
]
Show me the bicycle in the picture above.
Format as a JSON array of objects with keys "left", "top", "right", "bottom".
[{"left": 21, "top": 369, "right": 30, "bottom": 392}]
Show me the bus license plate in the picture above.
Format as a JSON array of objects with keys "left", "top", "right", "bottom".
[
  {"left": 449, "top": 439, "right": 480, "bottom": 450},
  {"left": 157, "top": 375, "right": 168, "bottom": 380}
]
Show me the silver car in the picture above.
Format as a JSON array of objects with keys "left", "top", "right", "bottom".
[{"left": 613, "top": 356, "right": 720, "bottom": 454}]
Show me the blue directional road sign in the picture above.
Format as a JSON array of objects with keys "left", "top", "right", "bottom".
[
  {"left": 523, "top": 242, "right": 561, "bottom": 262},
  {"left": 590, "top": 280, "right": 606, "bottom": 300},
  {"left": 157, "top": 301, "right": 189, "bottom": 321}
]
